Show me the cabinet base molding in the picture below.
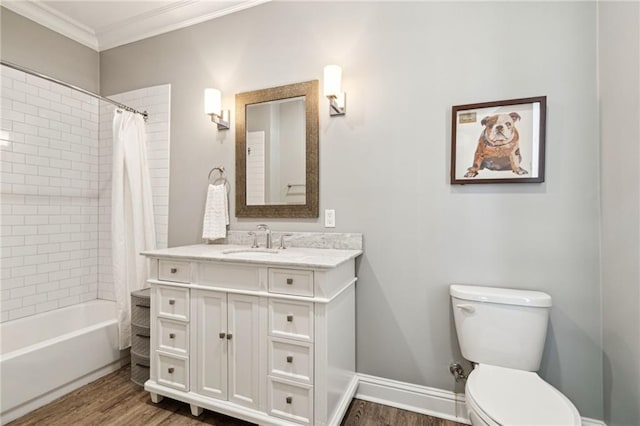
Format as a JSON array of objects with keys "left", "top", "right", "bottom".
[
  {"left": 146, "top": 379, "right": 358, "bottom": 426},
  {"left": 328, "top": 374, "right": 359, "bottom": 426}
]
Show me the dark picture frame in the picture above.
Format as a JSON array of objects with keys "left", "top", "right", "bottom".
[{"left": 451, "top": 96, "right": 546, "bottom": 184}]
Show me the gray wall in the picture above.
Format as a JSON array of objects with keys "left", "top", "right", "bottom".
[
  {"left": 0, "top": 8, "right": 100, "bottom": 93},
  {"left": 100, "top": 2, "right": 603, "bottom": 419},
  {"left": 599, "top": 2, "right": 640, "bottom": 425}
]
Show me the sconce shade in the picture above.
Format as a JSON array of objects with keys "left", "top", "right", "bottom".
[
  {"left": 323, "top": 65, "right": 342, "bottom": 98},
  {"left": 204, "top": 88, "right": 222, "bottom": 114},
  {"left": 204, "top": 88, "right": 230, "bottom": 130},
  {"left": 323, "top": 65, "right": 346, "bottom": 116}
]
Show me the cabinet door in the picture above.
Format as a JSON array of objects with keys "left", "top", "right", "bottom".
[
  {"left": 194, "top": 289, "right": 227, "bottom": 400},
  {"left": 227, "top": 293, "right": 261, "bottom": 410}
]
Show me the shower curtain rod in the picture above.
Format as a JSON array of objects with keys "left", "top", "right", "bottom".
[{"left": 1, "top": 60, "right": 149, "bottom": 120}]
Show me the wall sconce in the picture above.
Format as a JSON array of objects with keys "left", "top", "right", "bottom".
[
  {"left": 204, "top": 88, "right": 230, "bottom": 130},
  {"left": 323, "top": 65, "right": 346, "bottom": 116}
]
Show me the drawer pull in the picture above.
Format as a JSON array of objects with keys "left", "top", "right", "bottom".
[
  {"left": 168, "top": 299, "right": 175, "bottom": 305},
  {"left": 170, "top": 268, "right": 178, "bottom": 273},
  {"left": 219, "top": 332, "right": 226, "bottom": 339},
  {"left": 169, "top": 333, "right": 175, "bottom": 339},
  {"left": 286, "top": 355, "right": 293, "bottom": 363},
  {"left": 226, "top": 333, "right": 233, "bottom": 340},
  {"left": 286, "top": 278, "right": 294, "bottom": 285},
  {"left": 135, "top": 333, "right": 150, "bottom": 339},
  {"left": 168, "top": 367, "right": 174, "bottom": 374},
  {"left": 286, "top": 314, "right": 294, "bottom": 322},
  {"left": 135, "top": 363, "right": 150, "bottom": 369},
  {"left": 286, "top": 396, "right": 293, "bottom": 404}
]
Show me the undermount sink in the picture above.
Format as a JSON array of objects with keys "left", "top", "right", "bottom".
[{"left": 221, "top": 248, "right": 279, "bottom": 255}]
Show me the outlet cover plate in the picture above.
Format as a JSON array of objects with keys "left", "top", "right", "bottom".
[{"left": 325, "top": 209, "right": 336, "bottom": 228}]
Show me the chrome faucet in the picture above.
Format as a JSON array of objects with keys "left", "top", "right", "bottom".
[
  {"left": 279, "top": 233, "right": 292, "bottom": 250},
  {"left": 256, "top": 224, "right": 271, "bottom": 249},
  {"left": 247, "top": 231, "right": 258, "bottom": 248}
]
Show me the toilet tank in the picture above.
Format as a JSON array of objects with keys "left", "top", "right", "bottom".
[{"left": 450, "top": 285, "right": 552, "bottom": 371}]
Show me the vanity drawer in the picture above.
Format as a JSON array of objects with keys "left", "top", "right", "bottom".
[
  {"left": 269, "top": 268, "right": 314, "bottom": 297},
  {"left": 158, "top": 260, "right": 190, "bottom": 283},
  {"left": 198, "top": 263, "right": 260, "bottom": 291},
  {"left": 269, "top": 300, "right": 314, "bottom": 342},
  {"left": 268, "top": 377, "right": 313, "bottom": 425},
  {"left": 268, "top": 337, "right": 313, "bottom": 384},
  {"left": 156, "top": 352, "right": 189, "bottom": 392},
  {"left": 157, "top": 318, "right": 189, "bottom": 356},
  {"left": 157, "top": 286, "right": 189, "bottom": 321}
]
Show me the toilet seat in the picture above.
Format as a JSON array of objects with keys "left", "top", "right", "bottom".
[{"left": 465, "top": 364, "right": 581, "bottom": 426}]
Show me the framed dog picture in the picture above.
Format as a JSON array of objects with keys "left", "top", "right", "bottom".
[{"left": 451, "top": 96, "right": 546, "bottom": 184}]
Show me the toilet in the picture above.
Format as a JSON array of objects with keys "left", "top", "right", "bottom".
[{"left": 450, "top": 285, "right": 582, "bottom": 426}]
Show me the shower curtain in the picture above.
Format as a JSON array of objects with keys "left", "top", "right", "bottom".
[{"left": 112, "top": 110, "right": 156, "bottom": 349}]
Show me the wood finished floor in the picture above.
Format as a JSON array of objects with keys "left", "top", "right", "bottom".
[{"left": 8, "top": 366, "right": 465, "bottom": 426}]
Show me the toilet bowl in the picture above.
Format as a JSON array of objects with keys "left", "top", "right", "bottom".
[
  {"left": 465, "top": 364, "right": 581, "bottom": 426},
  {"left": 450, "top": 285, "right": 582, "bottom": 426}
]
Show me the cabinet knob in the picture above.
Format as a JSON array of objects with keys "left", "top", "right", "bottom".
[
  {"left": 168, "top": 299, "right": 175, "bottom": 305},
  {"left": 168, "top": 367, "right": 174, "bottom": 374},
  {"left": 286, "top": 314, "right": 293, "bottom": 322},
  {"left": 226, "top": 333, "right": 233, "bottom": 340},
  {"left": 169, "top": 333, "right": 175, "bottom": 339},
  {"left": 170, "top": 268, "right": 177, "bottom": 273},
  {"left": 286, "top": 278, "right": 293, "bottom": 285},
  {"left": 286, "top": 356, "right": 293, "bottom": 363},
  {"left": 219, "top": 332, "right": 226, "bottom": 339},
  {"left": 286, "top": 396, "right": 293, "bottom": 404}
]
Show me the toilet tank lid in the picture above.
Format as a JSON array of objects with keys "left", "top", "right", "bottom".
[{"left": 450, "top": 285, "right": 552, "bottom": 307}]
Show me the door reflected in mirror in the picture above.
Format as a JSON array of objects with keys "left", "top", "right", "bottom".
[
  {"left": 246, "top": 96, "right": 306, "bottom": 206},
  {"left": 235, "top": 80, "right": 318, "bottom": 218}
]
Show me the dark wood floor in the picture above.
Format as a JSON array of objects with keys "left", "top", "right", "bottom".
[{"left": 8, "top": 366, "right": 465, "bottom": 426}]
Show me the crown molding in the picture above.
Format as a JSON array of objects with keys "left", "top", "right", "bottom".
[
  {"left": 97, "top": 0, "right": 271, "bottom": 51},
  {"left": 2, "top": 1, "right": 99, "bottom": 51},
  {"left": 3, "top": 0, "right": 270, "bottom": 52}
]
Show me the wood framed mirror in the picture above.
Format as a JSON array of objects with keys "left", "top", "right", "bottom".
[{"left": 235, "top": 80, "right": 319, "bottom": 218}]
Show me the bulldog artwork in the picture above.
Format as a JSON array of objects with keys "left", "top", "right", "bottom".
[
  {"left": 464, "top": 112, "right": 527, "bottom": 178},
  {"left": 451, "top": 96, "right": 546, "bottom": 184}
]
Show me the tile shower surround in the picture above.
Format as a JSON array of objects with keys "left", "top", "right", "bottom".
[{"left": 0, "top": 65, "right": 169, "bottom": 322}]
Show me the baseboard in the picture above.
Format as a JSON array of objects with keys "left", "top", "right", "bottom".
[
  {"left": 355, "top": 373, "right": 471, "bottom": 424},
  {"left": 355, "top": 373, "right": 606, "bottom": 426},
  {"left": 581, "top": 418, "right": 607, "bottom": 426}
]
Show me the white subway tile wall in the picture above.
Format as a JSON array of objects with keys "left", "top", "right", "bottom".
[
  {"left": 0, "top": 65, "right": 170, "bottom": 322},
  {"left": 1, "top": 66, "right": 100, "bottom": 322},
  {"left": 97, "top": 85, "right": 171, "bottom": 301}
]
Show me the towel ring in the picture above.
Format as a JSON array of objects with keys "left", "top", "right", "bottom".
[{"left": 208, "top": 166, "right": 230, "bottom": 194}]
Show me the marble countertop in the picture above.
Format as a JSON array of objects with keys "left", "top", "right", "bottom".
[{"left": 141, "top": 244, "right": 362, "bottom": 269}]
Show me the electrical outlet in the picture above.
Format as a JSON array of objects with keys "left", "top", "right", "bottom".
[{"left": 324, "top": 209, "right": 336, "bottom": 228}]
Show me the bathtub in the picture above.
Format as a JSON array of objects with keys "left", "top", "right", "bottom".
[{"left": 0, "top": 300, "right": 129, "bottom": 424}]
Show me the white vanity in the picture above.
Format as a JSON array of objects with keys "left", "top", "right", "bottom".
[{"left": 141, "top": 241, "right": 361, "bottom": 426}]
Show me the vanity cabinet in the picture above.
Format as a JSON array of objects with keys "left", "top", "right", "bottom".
[
  {"left": 193, "top": 290, "right": 261, "bottom": 410},
  {"left": 142, "top": 245, "right": 361, "bottom": 426}
]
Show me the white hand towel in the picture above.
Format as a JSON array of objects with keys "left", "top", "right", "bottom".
[{"left": 202, "top": 184, "right": 229, "bottom": 240}]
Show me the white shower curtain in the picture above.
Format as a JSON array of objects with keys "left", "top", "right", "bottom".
[{"left": 112, "top": 110, "right": 156, "bottom": 349}]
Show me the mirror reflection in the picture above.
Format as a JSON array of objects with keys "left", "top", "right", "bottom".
[{"left": 246, "top": 96, "right": 306, "bottom": 205}]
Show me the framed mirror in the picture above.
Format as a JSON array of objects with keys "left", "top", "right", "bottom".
[{"left": 235, "top": 80, "right": 319, "bottom": 218}]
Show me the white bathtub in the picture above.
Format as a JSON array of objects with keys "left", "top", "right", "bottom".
[{"left": 0, "top": 300, "right": 129, "bottom": 424}]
